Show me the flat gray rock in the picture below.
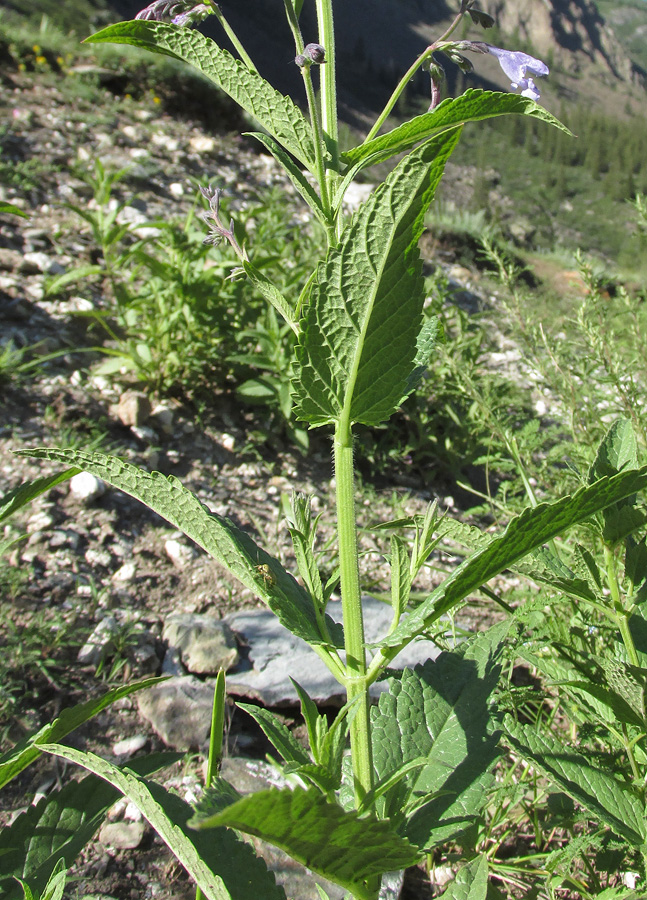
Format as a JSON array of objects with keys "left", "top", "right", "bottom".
[
  {"left": 137, "top": 676, "right": 214, "bottom": 749},
  {"left": 163, "top": 613, "right": 239, "bottom": 674},
  {"left": 224, "top": 597, "right": 441, "bottom": 706}
]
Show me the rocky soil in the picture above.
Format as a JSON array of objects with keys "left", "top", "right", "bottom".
[{"left": 0, "top": 66, "right": 516, "bottom": 899}]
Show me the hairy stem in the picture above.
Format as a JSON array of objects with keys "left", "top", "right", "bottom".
[
  {"left": 315, "top": 0, "right": 340, "bottom": 201},
  {"left": 207, "top": 1, "right": 257, "bottom": 72},
  {"left": 334, "top": 418, "right": 373, "bottom": 806}
]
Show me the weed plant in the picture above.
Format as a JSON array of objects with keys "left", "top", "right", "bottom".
[{"left": 3, "top": 3, "right": 647, "bottom": 900}]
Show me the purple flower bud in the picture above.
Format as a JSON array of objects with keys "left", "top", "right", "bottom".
[
  {"left": 135, "top": 0, "right": 212, "bottom": 27},
  {"left": 304, "top": 43, "right": 326, "bottom": 64},
  {"left": 295, "top": 44, "right": 325, "bottom": 68},
  {"left": 486, "top": 46, "right": 549, "bottom": 98}
]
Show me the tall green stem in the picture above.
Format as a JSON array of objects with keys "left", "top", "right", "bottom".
[
  {"left": 207, "top": 1, "right": 257, "bottom": 72},
  {"left": 605, "top": 544, "right": 639, "bottom": 666},
  {"left": 365, "top": 47, "right": 435, "bottom": 143},
  {"left": 315, "top": 0, "right": 339, "bottom": 188},
  {"left": 334, "top": 417, "right": 373, "bottom": 806},
  {"left": 302, "top": 66, "right": 334, "bottom": 228},
  {"left": 364, "top": 3, "right": 469, "bottom": 143}
]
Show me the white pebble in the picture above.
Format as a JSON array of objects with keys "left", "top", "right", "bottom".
[{"left": 70, "top": 472, "right": 105, "bottom": 503}]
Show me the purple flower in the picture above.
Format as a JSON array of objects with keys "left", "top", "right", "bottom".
[
  {"left": 135, "top": 1, "right": 212, "bottom": 27},
  {"left": 486, "top": 46, "right": 549, "bottom": 100}
]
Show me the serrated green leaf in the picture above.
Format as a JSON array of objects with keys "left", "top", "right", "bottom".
[
  {"left": 0, "top": 201, "right": 30, "bottom": 219},
  {"left": 441, "top": 855, "right": 489, "bottom": 900},
  {"left": 342, "top": 90, "right": 571, "bottom": 171},
  {"left": 237, "top": 702, "right": 311, "bottom": 767},
  {"left": 372, "top": 623, "right": 509, "bottom": 850},
  {"left": 293, "top": 129, "right": 461, "bottom": 427},
  {"left": 0, "top": 471, "right": 78, "bottom": 524},
  {"left": 0, "top": 754, "right": 180, "bottom": 900},
  {"left": 38, "top": 858, "right": 66, "bottom": 900},
  {"left": 39, "top": 743, "right": 285, "bottom": 900},
  {"left": 503, "top": 717, "right": 646, "bottom": 845},
  {"left": 17, "top": 449, "right": 342, "bottom": 648},
  {"left": 557, "top": 679, "right": 644, "bottom": 729},
  {"left": 590, "top": 419, "right": 639, "bottom": 481},
  {"left": 85, "top": 22, "right": 314, "bottom": 169},
  {"left": 377, "top": 468, "right": 647, "bottom": 652},
  {"left": 0, "top": 677, "right": 162, "bottom": 791},
  {"left": 191, "top": 785, "right": 420, "bottom": 900},
  {"left": 513, "top": 547, "right": 601, "bottom": 605},
  {"left": 402, "top": 315, "right": 443, "bottom": 402},
  {"left": 590, "top": 421, "right": 644, "bottom": 543},
  {"left": 603, "top": 505, "right": 647, "bottom": 544},
  {"left": 390, "top": 535, "right": 411, "bottom": 624}
]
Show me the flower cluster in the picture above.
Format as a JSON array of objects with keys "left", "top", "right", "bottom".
[
  {"left": 135, "top": 1, "right": 212, "bottom": 27},
  {"left": 200, "top": 186, "right": 245, "bottom": 259}
]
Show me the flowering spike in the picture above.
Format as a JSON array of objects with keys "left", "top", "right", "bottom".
[{"left": 135, "top": 1, "right": 212, "bottom": 27}]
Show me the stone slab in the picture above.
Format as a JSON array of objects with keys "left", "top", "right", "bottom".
[{"left": 224, "top": 597, "right": 441, "bottom": 706}]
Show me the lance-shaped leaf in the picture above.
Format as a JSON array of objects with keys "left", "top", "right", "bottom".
[
  {"left": 590, "top": 419, "right": 645, "bottom": 544},
  {"left": 39, "top": 743, "right": 286, "bottom": 900},
  {"left": 191, "top": 785, "right": 420, "bottom": 900},
  {"left": 0, "top": 201, "right": 30, "bottom": 218},
  {"left": 342, "top": 89, "right": 571, "bottom": 171},
  {"left": 372, "top": 622, "right": 508, "bottom": 850},
  {"left": 17, "top": 449, "right": 342, "bottom": 649},
  {"left": 85, "top": 22, "right": 315, "bottom": 170},
  {"left": 0, "top": 753, "right": 180, "bottom": 900},
  {"left": 441, "top": 855, "right": 489, "bottom": 900},
  {"left": 503, "top": 717, "right": 646, "bottom": 846},
  {"left": 0, "top": 470, "right": 78, "bottom": 524},
  {"left": 293, "top": 129, "right": 461, "bottom": 427},
  {"left": 0, "top": 677, "right": 162, "bottom": 790},
  {"left": 376, "top": 467, "right": 647, "bottom": 652}
]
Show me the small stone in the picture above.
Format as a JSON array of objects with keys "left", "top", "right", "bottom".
[
  {"left": 27, "top": 510, "right": 55, "bottom": 532},
  {"left": 169, "top": 182, "right": 184, "bottom": 198},
  {"left": 164, "top": 538, "right": 196, "bottom": 570},
  {"left": 77, "top": 616, "right": 118, "bottom": 665},
  {"left": 20, "top": 251, "right": 65, "bottom": 275},
  {"left": 24, "top": 282, "right": 45, "bottom": 302},
  {"left": 116, "top": 390, "right": 151, "bottom": 427},
  {"left": 163, "top": 614, "right": 239, "bottom": 675},
  {"left": 70, "top": 472, "right": 105, "bottom": 503},
  {"left": 161, "top": 645, "right": 184, "bottom": 676},
  {"left": 221, "top": 433, "right": 235, "bottom": 452},
  {"left": 137, "top": 676, "right": 216, "bottom": 749},
  {"left": 131, "top": 425, "right": 157, "bottom": 444},
  {"left": 189, "top": 135, "right": 216, "bottom": 154},
  {"left": 0, "top": 248, "right": 21, "bottom": 271},
  {"left": 112, "top": 561, "right": 136, "bottom": 584},
  {"left": 99, "top": 820, "right": 146, "bottom": 850},
  {"left": 121, "top": 124, "right": 140, "bottom": 141},
  {"left": 150, "top": 404, "right": 175, "bottom": 434},
  {"left": 85, "top": 547, "right": 113, "bottom": 568},
  {"left": 112, "top": 734, "right": 148, "bottom": 757}
]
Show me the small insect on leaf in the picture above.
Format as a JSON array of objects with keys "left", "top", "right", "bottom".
[{"left": 255, "top": 563, "right": 276, "bottom": 586}]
